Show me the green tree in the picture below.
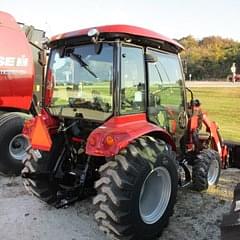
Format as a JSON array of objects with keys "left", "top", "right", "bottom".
[{"left": 179, "top": 36, "right": 240, "bottom": 80}]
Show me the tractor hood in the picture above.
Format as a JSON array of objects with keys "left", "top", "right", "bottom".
[{"left": 0, "top": 11, "right": 34, "bottom": 110}]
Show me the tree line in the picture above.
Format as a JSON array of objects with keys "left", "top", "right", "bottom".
[{"left": 178, "top": 36, "right": 240, "bottom": 80}]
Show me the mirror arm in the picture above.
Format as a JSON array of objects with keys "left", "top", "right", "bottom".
[{"left": 186, "top": 87, "right": 193, "bottom": 101}]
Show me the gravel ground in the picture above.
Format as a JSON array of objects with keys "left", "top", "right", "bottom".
[{"left": 0, "top": 168, "right": 239, "bottom": 240}]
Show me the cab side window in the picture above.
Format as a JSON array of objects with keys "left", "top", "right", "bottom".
[
  {"left": 148, "top": 49, "right": 185, "bottom": 130},
  {"left": 120, "top": 45, "right": 145, "bottom": 114}
]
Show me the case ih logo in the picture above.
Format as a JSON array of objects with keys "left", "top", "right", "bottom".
[{"left": 0, "top": 55, "right": 28, "bottom": 67}]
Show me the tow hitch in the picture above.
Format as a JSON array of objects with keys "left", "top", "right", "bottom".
[{"left": 22, "top": 145, "right": 91, "bottom": 209}]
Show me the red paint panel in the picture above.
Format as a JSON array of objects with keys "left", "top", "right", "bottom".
[
  {"left": 0, "top": 11, "right": 34, "bottom": 110},
  {"left": 51, "top": 24, "right": 183, "bottom": 50},
  {"left": 202, "top": 114, "right": 222, "bottom": 154},
  {"left": 202, "top": 114, "right": 228, "bottom": 168},
  {"left": 86, "top": 113, "right": 175, "bottom": 157},
  {"left": 44, "top": 69, "right": 54, "bottom": 106}
]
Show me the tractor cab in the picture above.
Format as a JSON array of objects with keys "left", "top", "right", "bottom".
[{"left": 32, "top": 25, "right": 187, "bottom": 153}]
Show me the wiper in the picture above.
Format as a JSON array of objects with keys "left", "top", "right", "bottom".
[
  {"left": 154, "top": 63, "right": 164, "bottom": 85},
  {"left": 70, "top": 53, "right": 98, "bottom": 79},
  {"left": 157, "top": 61, "right": 171, "bottom": 84}
]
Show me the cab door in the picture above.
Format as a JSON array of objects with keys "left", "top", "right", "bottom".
[{"left": 147, "top": 48, "right": 187, "bottom": 150}]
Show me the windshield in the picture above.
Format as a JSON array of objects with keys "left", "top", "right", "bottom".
[{"left": 47, "top": 43, "right": 113, "bottom": 121}]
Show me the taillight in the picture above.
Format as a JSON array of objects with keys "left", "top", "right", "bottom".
[
  {"left": 105, "top": 135, "right": 115, "bottom": 146},
  {"left": 89, "top": 136, "right": 97, "bottom": 146}
]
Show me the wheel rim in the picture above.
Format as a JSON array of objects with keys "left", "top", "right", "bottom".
[
  {"left": 139, "top": 166, "right": 171, "bottom": 224},
  {"left": 208, "top": 159, "right": 219, "bottom": 185},
  {"left": 9, "top": 134, "right": 28, "bottom": 161}
]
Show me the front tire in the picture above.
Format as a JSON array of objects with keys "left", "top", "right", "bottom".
[
  {"left": 192, "top": 149, "right": 221, "bottom": 191},
  {"left": 93, "top": 136, "right": 178, "bottom": 240}
]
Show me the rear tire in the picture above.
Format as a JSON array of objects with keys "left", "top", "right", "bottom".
[
  {"left": 0, "top": 113, "right": 28, "bottom": 176},
  {"left": 93, "top": 136, "right": 178, "bottom": 240},
  {"left": 192, "top": 149, "right": 221, "bottom": 191},
  {"left": 22, "top": 136, "right": 63, "bottom": 204}
]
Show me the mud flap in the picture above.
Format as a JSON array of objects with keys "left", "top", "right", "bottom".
[{"left": 221, "top": 184, "right": 240, "bottom": 240}]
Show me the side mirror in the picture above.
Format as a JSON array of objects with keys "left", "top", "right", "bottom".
[
  {"left": 94, "top": 43, "right": 103, "bottom": 54},
  {"left": 38, "top": 50, "right": 47, "bottom": 66}
]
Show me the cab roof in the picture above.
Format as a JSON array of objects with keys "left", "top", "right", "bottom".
[{"left": 51, "top": 24, "right": 184, "bottom": 53}]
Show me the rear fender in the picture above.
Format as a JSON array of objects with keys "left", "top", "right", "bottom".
[{"left": 86, "top": 113, "right": 176, "bottom": 157}]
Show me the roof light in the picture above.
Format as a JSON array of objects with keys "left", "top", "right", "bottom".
[
  {"left": 88, "top": 28, "right": 99, "bottom": 37},
  {"left": 88, "top": 28, "right": 100, "bottom": 43}
]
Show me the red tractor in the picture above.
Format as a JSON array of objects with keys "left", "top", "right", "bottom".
[
  {"left": 0, "top": 11, "right": 46, "bottom": 175},
  {"left": 21, "top": 25, "right": 228, "bottom": 239}
]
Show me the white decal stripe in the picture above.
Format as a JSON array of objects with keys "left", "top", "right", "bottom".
[{"left": 0, "top": 55, "right": 29, "bottom": 67}]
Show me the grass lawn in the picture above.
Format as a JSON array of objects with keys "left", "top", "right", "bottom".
[
  {"left": 52, "top": 84, "right": 240, "bottom": 142},
  {"left": 191, "top": 87, "right": 240, "bottom": 142}
]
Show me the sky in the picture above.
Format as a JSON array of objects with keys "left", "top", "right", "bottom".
[{"left": 1, "top": 0, "right": 240, "bottom": 41}]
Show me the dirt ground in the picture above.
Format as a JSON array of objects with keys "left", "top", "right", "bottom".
[{"left": 0, "top": 168, "right": 239, "bottom": 240}]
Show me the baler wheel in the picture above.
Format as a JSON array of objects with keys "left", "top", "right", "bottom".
[{"left": 0, "top": 113, "right": 26, "bottom": 176}]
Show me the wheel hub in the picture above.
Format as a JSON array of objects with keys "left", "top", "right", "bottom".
[
  {"left": 208, "top": 159, "right": 219, "bottom": 185},
  {"left": 139, "top": 166, "right": 171, "bottom": 224},
  {"left": 9, "top": 134, "right": 28, "bottom": 161}
]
